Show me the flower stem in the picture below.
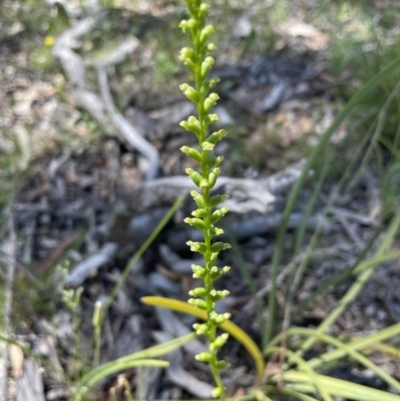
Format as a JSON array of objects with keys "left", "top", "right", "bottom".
[{"left": 179, "top": 1, "right": 232, "bottom": 399}]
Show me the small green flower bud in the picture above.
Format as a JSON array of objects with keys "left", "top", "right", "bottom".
[
  {"left": 179, "top": 47, "right": 196, "bottom": 62},
  {"left": 208, "top": 173, "right": 217, "bottom": 188},
  {"left": 199, "top": 3, "right": 210, "bottom": 14},
  {"left": 210, "top": 265, "right": 231, "bottom": 279},
  {"left": 209, "top": 194, "right": 229, "bottom": 207},
  {"left": 195, "top": 352, "right": 212, "bottom": 362},
  {"left": 191, "top": 218, "right": 206, "bottom": 230},
  {"left": 190, "top": 192, "right": 205, "bottom": 207},
  {"left": 209, "top": 252, "right": 218, "bottom": 264},
  {"left": 188, "top": 115, "right": 201, "bottom": 127},
  {"left": 208, "top": 129, "right": 226, "bottom": 144},
  {"left": 180, "top": 146, "right": 202, "bottom": 162},
  {"left": 180, "top": 18, "right": 196, "bottom": 29},
  {"left": 210, "top": 242, "right": 231, "bottom": 253},
  {"left": 209, "top": 333, "right": 229, "bottom": 351},
  {"left": 210, "top": 208, "right": 227, "bottom": 224},
  {"left": 211, "top": 207, "right": 229, "bottom": 224},
  {"left": 215, "top": 155, "right": 224, "bottom": 166},
  {"left": 204, "top": 93, "right": 219, "bottom": 113},
  {"left": 222, "top": 265, "right": 231, "bottom": 274},
  {"left": 191, "top": 264, "right": 207, "bottom": 278},
  {"left": 215, "top": 227, "right": 224, "bottom": 236},
  {"left": 200, "top": 25, "right": 215, "bottom": 44},
  {"left": 210, "top": 312, "right": 231, "bottom": 325},
  {"left": 200, "top": 178, "right": 209, "bottom": 189},
  {"left": 201, "top": 141, "right": 215, "bottom": 151},
  {"left": 193, "top": 322, "right": 210, "bottom": 335},
  {"left": 194, "top": 196, "right": 205, "bottom": 209},
  {"left": 205, "top": 113, "right": 219, "bottom": 127},
  {"left": 187, "top": 217, "right": 206, "bottom": 230},
  {"left": 203, "top": 77, "right": 220, "bottom": 91},
  {"left": 188, "top": 298, "right": 208, "bottom": 310},
  {"left": 208, "top": 167, "right": 220, "bottom": 189},
  {"left": 187, "top": 241, "right": 207, "bottom": 254},
  {"left": 180, "top": 84, "right": 199, "bottom": 102},
  {"left": 201, "top": 56, "right": 215, "bottom": 78},
  {"left": 188, "top": 287, "right": 207, "bottom": 297},
  {"left": 207, "top": 227, "right": 224, "bottom": 237},
  {"left": 185, "top": 169, "right": 202, "bottom": 187},
  {"left": 210, "top": 266, "right": 218, "bottom": 275},
  {"left": 192, "top": 208, "right": 207, "bottom": 218},
  {"left": 180, "top": 116, "right": 202, "bottom": 136},
  {"left": 179, "top": 19, "right": 190, "bottom": 32},
  {"left": 210, "top": 289, "right": 230, "bottom": 301},
  {"left": 179, "top": 120, "right": 191, "bottom": 131}
]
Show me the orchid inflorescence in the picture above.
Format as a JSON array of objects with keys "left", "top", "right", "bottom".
[{"left": 178, "top": 1, "right": 231, "bottom": 399}]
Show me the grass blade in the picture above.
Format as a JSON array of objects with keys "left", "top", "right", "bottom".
[
  {"left": 299, "top": 207, "right": 400, "bottom": 354},
  {"left": 84, "top": 359, "right": 169, "bottom": 388},
  {"left": 265, "top": 347, "right": 333, "bottom": 401},
  {"left": 281, "top": 371, "right": 400, "bottom": 401},
  {"left": 103, "top": 196, "right": 184, "bottom": 318},
  {"left": 79, "top": 332, "right": 195, "bottom": 389},
  {"left": 282, "top": 328, "right": 400, "bottom": 392},
  {"left": 265, "top": 54, "right": 400, "bottom": 345}
]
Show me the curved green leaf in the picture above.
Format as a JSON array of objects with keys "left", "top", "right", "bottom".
[{"left": 141, "top": 296, "right": 265, "bottom": 381}]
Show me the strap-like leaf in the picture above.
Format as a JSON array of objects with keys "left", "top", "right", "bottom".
[{"left": 141, "top": 296, "right": 265, "bottom": 381}]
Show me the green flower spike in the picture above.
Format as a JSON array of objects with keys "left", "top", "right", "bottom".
[{"left": 179, "top": 1, "right": 231, "bottom": 400}]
